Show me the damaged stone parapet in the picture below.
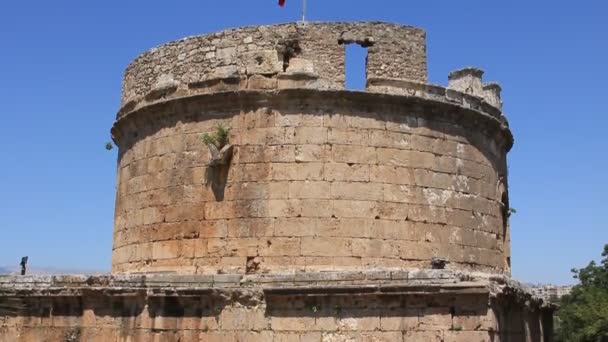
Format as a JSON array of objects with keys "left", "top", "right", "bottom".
[
  {"left": 116, "top": 22, "right": 506, "bottom": 128},
  {"left": 117, "top": 74, "right": 507, "bottom": 128},
  {"left": 118, "top": 22, "right": 428, "bottom": 114},
  {"left": 448, "top": 67, "right": 485, "bottom": 96},
  {"left": 483, "top": 82, "right": 503, "bottom": 110},
  {"left": 366, "top": 77, "right": 506, "bottom": 121},
  {"left": 448, "top": 67, "right": 503, "bottom": 111}
]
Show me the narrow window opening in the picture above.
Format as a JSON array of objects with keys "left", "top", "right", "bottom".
[{"left": 345, "top": 44, "right": 368, "bottom": 90}]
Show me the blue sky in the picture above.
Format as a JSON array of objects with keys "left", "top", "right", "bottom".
[{"left": 0, "top": 0, "right": 605, "bottom": 285}]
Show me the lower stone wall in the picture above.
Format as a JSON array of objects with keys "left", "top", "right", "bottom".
[{"left": 0, "top": 271, "right": 553, "bottom": 342}]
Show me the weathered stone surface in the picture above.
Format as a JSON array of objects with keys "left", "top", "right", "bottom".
[
  {"left": 244, "top": 50, "right": 282, "bottom": 75},
  {"left": 119, "top": 22, "right": 429, "bottom": 108},
  {"left": 285, "top": 57, "right": 315, "bottom": 73},
  {"left": 0, "top": 272, "right": 553, "bottom": 342},
  {"left": 111, "top": 43, "right": 512, "bottom": 275}
]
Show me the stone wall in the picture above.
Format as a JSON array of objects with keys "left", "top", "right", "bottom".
[
  {"left": 111, "top": 88, "right": 512, "bottom": 275},
  {"left": 120, "top": 22, "right": 427, "bottom": 109},
  {"left": 0, "top": 271, "right": 553, "bottom": 342}
]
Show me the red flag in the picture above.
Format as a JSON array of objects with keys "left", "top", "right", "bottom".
[{"left": 279, "top": 0, "right": 285, "bottom": 6}]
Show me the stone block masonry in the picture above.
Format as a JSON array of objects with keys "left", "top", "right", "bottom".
[
  {"left": 0, "top": 271, "right": 553, "bottom": 342},
  {"left": 111, "top": 88, "right": 512, "bottom": 275},
  {"left": 120, "top": 22, "right": 427, "bottom": 108},
  {"left": 112, "top": 31, "right": 512, "bottom": 274},
  {"left": 0, "top": 21, "right": 553, "bottom": 341}
]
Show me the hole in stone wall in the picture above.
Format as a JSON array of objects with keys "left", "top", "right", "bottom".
[
  {"left": 246, "top": 256, "right": 261, "bottom": 274},
  {"left": 279, "top": 39, "right": 301, "bottom": 72},
  {"left": 345, "top": 44, "right": 368, "bottom": 90}
]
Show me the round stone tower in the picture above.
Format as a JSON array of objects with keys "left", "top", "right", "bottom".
[
  {"left": 1, "top": 22, "right": 555, "bottom": 342},
  {"left": 111, "top": 22, "right": 512, "bottom": 276}
]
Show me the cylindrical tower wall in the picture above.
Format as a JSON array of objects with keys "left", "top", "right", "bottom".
[{"left": 111, "top": 22, "right": 512, "bottom": 275}]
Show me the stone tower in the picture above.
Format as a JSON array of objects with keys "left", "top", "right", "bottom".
[
  {"left": 0, "top": 22, "right": 553, "bottom": 342},
  {"left": 111, "top": 22, "right": 512, "bottom": 276}
]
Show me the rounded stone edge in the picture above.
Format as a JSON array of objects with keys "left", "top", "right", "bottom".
[{"left": 112, "top": 87, "right": 513, "bottom": 152}]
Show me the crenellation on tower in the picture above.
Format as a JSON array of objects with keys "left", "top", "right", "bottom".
[
  {"left": 483, "top": 81, "right": 503, "bottom": 110},
  {"left": 448, "top": 67, "right": 484, "bottom": 96},
  {"left": 447, "top": 67, "right": 504, "bottom": 112}
]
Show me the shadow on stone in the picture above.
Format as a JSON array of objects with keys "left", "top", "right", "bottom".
[{"left": 205, "top": 163, "right": 232, "bottom": 202}]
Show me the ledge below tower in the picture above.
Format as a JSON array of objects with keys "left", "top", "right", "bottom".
[{"left": 1, "top": 270, "right": 553, "bottom": 342}]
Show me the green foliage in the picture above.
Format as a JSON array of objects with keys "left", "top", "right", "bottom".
[
  {"left": 555, "top": 244, "right": 608, "bottom": 342},
  {"left": 201, "top": 123, "right": 230, "bottom": 148},
  {"left": 201, "top": 133, "right": 215, "bottom": 146},
  {"left": 105, "top": 142, "right": 114, "bottom": 151},
  {"left": 507, "top": 207, "right": 517, "bottom": 218}
]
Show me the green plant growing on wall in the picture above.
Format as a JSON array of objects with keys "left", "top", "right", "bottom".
[
  {"left": 201, "top": 123, "right": 230, "bottom": 149},
  {"left": 201, "top": 123, "right": 234, "bottom": 202},
  {"left": 201, "top": 124, "right": 233, "bottom": 166}
]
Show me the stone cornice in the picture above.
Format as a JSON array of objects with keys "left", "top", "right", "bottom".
[
  {"left": 112, "top": 87, "right": 513, "bottom": 152},
  {"left": 0, "top": 270, "right": 551, "bottom": 309}
]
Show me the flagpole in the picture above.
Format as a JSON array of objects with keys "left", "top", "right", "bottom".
[{"left": 302, "top": 0, "right": 306, "bottom": 22}]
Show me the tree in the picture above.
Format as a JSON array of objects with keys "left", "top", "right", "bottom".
[{"left": 556, "top": 244, "right": 608, "bottom": 342}]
